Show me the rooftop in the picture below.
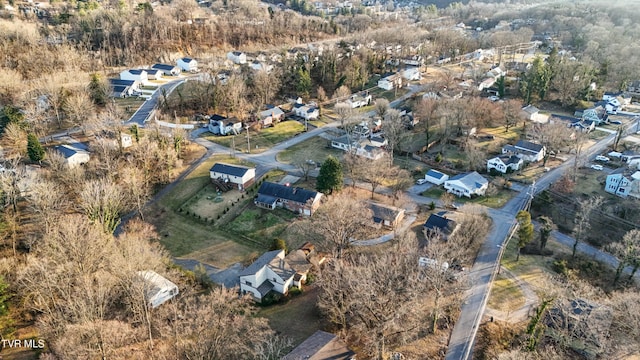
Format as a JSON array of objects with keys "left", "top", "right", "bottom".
[{"left": 210, "top": 163, "right": 254, "bottom": 177}]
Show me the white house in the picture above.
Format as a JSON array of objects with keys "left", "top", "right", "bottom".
[
  {"left": 486, "top": 66, "right": 505, "bottom": 79},
  {"left": 355, "top": 144, "right": 385, "bottom": 160},
  {"left": 377, "top": 73, "right": 402, "bottom": 91},
  {"left": 487, "top": 155, "right": 523, "bottom": 174},
  {"left": 109, "top": 79, "right": 140, "bottom": 97},
  {"left": 478, "top": 77, "right": 496, "bottom": 91},
  {"left": 346, "top": 92, "right": 372, "bottom": 108},
  {"left": 151, "top": 63, "right": 181, "bottom": 76},
  {"left": 605, "top": 170, "right": 640, "bottom": 199},
  {"left": 424, "top": 169, "right": 449, "bottom": 185},
  {"left": 520, "top": 105, "right": 549, "bottom": 123},
  {"left": 143, "top": 69, "right": 162, "bottom": 80},
  {"left": 227, "top": 51, "right": 247, "bottom": 65},
  {"left": 239, "top": 249, "right": 296, "bottom": 301},
  {"left": 137, "top": 271, "right": 179, "bottom": 308},
  {"left": 258, "top": 106, "right": 285, "bottom": 127},
  {"left": 331, "top": 135, "right": 357, "bottom": 151},
  {"left": 120, "top": 69, "right": 148, "bottom": 83},
  {"left": 402, "top": 67, "right": 421, "bottom": 81},
  {"left": 444, "top": 171, "right": 489, "bottom": 198},
  {"left": 502, "top": 140, "right": 546, "bottom": 162},
  {"left": 177, "top": 57, "right": 198, "bottom": 72},
  {"left": 54, "top": 144, "right": 90, "bottom": 168},
  {"left": 210, "top": 163, "right": 256, "bottom": 190},
  {"left": 293, "top": 103, "right": 319, "bottom": 120}
]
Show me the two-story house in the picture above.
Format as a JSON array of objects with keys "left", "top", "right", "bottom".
[
  {"left": 502, "top": 140, "right": 546, "bottom": 162},
  {"left": 209, "top": 163, "right": 256, "bottom": 191},
  {"left": 239, "top": 250, "right": 296, "bottom": 302},
  {"left": 444, "top": 171, "right": 489, "bottom": 198},
  {"left": 605, "top": 169, "right": 640, "bottom": 199},
  {"left": 487, "top": 155, "right": 523, "bottom": 174}
]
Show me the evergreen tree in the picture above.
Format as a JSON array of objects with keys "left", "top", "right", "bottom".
[
  {"left": 538, "top": 216, "right": 554, "bottom": 251},
  {"left": 88, "top": 73, "right": 108, "bottom": 107},
  {"left": 27, "top": 133, "right": 45, "bottom": 163},
  {"left": 296, "top": 68, "right": 312, "bottom": 98},
  {"left": 316, "top": 155, "right": 343, "bottom": 194},
  {"left": 516, "top": 210, "right": 534, "bottom": 261}
]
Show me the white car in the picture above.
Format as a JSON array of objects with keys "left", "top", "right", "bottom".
[
  {"left": 590, "top": 164, "right": 604, "bottom": 171},
  {"left": 488, "top": 95, "right": 500, "bottom": 102},
  {"left": 595, "top": 155, "right": 610, "bottom": 162},
  {"left": 416, "top": 178, "right": 428, "bottom": 185}
]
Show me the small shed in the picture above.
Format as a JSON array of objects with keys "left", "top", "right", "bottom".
[{"left": 138, "top": 270, "right": 179, "bottom": 308}]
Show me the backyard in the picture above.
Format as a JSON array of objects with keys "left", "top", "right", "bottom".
[{"left": 203, "top": 121, "right": 305, "bottom": 153}]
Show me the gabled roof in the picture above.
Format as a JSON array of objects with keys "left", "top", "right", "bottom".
[
  {"left": 426, "top": 169, "right": 447, "bottom": 180},
  {"left": 54, "top": 144, "right": 87, "bottom": 159},
  {"left": 257, "top": 182, "right": 320, "bottom": 205},
  {"left": 369, "top": 202, "right": 403, "bottom": 223},
  {"left": 181, "top": 57, "right": 194, "bottom": 63},
  {"left": 259, "top": 106, "right": 284, "bottom": 118},
  {"left": 152, "top": 63, "right": 178, "bottom": 71},
  {"left": 521, "top": 104, "right": 539, "bottom": 114},
  {"left": 332, "top": 135, "right": 355, "bottom": 145},
  {"left": 514, "top": 140, "right": 544, "bottom": 153},
  {"left": 109, "top": 79, "right": 137, "bottom": 87},
  {"left": 232, "top": 51, "right": 244, "bottom": 56},
  {"left": 283, "top": 330, "right": 355, "bottom": 360},
  {"left": 491, "top": 155, "right": 522, "bottom": 165},
  {"left": 424, "top": 212, "right": 456, "bottom": 233},
  {"left": 240, "top": 250, "right": 284, "bottom": 277},
  {"left": 127, "top": 69, "right": 146, "bottom": 75},
  {"left": 448, "top": 171, "right": 488, "bottom": 190},
  {"left": 111, "top": 85, "right": 130, "bottom": 94},
  {"left": 210, "top": 163, "right": 254, "bottom": 177},
  {"left": 144, "top": 68, "right": 161, "bottom": 75}
]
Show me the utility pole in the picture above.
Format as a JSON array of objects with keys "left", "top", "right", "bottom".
[
  {"left": 231, "top": 135, "right": 235, "bottom": 157},
  {"left": 526, "top": 180, "right": 536, "bottom": 211},
  {"left": 245, "top": 125, "right": 251, "bottom": 153}
]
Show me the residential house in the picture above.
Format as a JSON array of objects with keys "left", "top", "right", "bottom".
[
  {"left": 345, "top": 92, "right": 372, "bottom": 108},
  {"left": 570, "top": 119, "right": 596, "bottom": 133},
  {"left": 144, "top": 68, "right": 163, "bottom": 80},
  {"left": 352, "top": 121, "right": 370, "bottom": 138},
  {"left": 581, "top": 107, "right": 606, "bottom": 126},
  {"left": 355, "top": 145, "right": 384, "bottom": 160},
  {"left": 378, "top": 73, "right": 402, "bottom": 91},
  {"left": 477, "top": 77, "right": 496, "bottom": 91},
  {"left": 208, "top": 115, "right": 243, "bottom": 135},
  {"left": 110, "top": 82, "right": 134, "bottom": 98},
  {"left": 138, "top": 270, "right": 179, "bottom": 308},
  {"left": 293, "top": 103, "right": 319, "bottom": 120},
  {"left": 444, "top": 171, "right": 489, "bottom": 197},
  {"left": 331, "top": 135, "right": 357, "bottom": 151},
  {"left": 255, "top": 182, "right": 322, "bottom": 215},
  {"left": 402, "top": 67, "right": 421, "bottom": 81},
  {"left": 258, "top": 106, "right": 285, "bottom": 127},
  {"left": 120, "top": 69, "right": 148, "bottom": 83},
  {"left": 424, "top": 169, "right": 449, "bottom": 185},
  {"left": 520, "top": 105, "right": 549, "bottom": 123},
  {"left": 209, "top": 163, "right": 256, "bottom": 190},
  {"left": 239, "top": 250, "right": 296, "bottom": 301},
  {"left": 369, "top": 202, "right": 405, "bottom": 229},
  {"left": 284, "top": 242, "right": 324, "bottom": 287},
  {"left": 604, "top": 169, "right": 640, "bottom": 199},
  {"left": 227, "top": 51, "right": 247, "bottom": 64},
  {"left": 486, "top": 66, "right": 505, "bottom": 79},
  {"left": 423, "top": 211, "right": 459, "bottom": 240},
  {"left": 502, "top": 140, "right": 546, "bottom": 162},
  {"left": 626, "top": 80, "right": 640, "bottom": 95},
  {"left": 177, "top": 57, "right": 198, "bottom": 72},
  {"left": 54, "top": 144, "right": 90, "bottom": 168},
  {"left": 487, "top": 155, "right": 523, "bottom": 174},
  {"left": 151, "top": 63, "right": 181, "bottom": 76},
  {"left": 109, "top": 79, "right": 141, "bottom": 94},
  {"left": 249, "top": 60, "right": 273, "bottom": 73},
  {"left": 402, "top": 55, "right": 424, "bottom": 67},
  {"left": 282, "top": 330, "right": 356, "bottom": 360}
]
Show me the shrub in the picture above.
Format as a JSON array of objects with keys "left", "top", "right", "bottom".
[
  {"left": 289, "top": 287, "right": 303, "bottom": 296},
  {"left": 261, "top": 292, "right": 282, "bottom": 306},
  {"left": 552, "top": 259, "right": 569, "bottom": 276},
  {"left": 429, "top": 201, "right": 436, "bottom": 210},
  {"left": 305, "top": 273, "right": 316, "bottom": 285},
  {"left": 435, "top": 153, "right": 443, "bottom": 163}
]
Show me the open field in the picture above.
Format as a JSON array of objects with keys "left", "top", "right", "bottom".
[
  {"left": 258, "top": 285, "right": 325, "bottom": 347},
  {"left": 487, "top": 274, "right": 526, "bottom": 312},
  {"left": 276, "top": 135, "right": 344, "bottom": 164},
  {"left": 203, "top": 121, "right": 305, "bottom": 153}
]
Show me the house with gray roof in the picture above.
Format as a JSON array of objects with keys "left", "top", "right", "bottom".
[
  {"left": 502, "top": 139, "right": 546, "bottom": 162},
  {"left": 369, "top": 202, "right": 405, "bottom": 229},
  {"left": 258, "top": 106, "right": 284, "bottom": 127},
  {"left": 53, "top": 144, "right": 90, "bottom": 168},
  {"left": 487, "top": 155, "right": 523, "bottom": 174},
  {"left": 424, "top": 169, "right": 449, "bottom": 185},
  {"left": 283, "top": 330, "right": 356, "bottom": 360},
  {"left": 239, "top": 249, "right": 296, "bottom": 302},
  {"left": 424, "top": 211, "right": 459, "bottom": 240},
  {"left": 209, "top": 163, "right": 256, "bottom": 190},
  {"left": 255, "top": 182, "right": 322, "bottom": 215},
  {"left": 444, "top": 171, "right": 488, "bottom": 197}
]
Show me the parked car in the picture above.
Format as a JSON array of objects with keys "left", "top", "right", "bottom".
[
  {"left": 595, "top": 155, "right": 610, "bottom": 162},
  {"left": 488, "top": 95, "right": 500, "bottom": 102},
  {"left": 590, "top": 164, "right": 604, "bottom": 171},
  {"left": 609, "top": 120, "right": 622, "bottom": 125},
  {"left": 416, "top": 178, "right": 428, "bottom": 185}
]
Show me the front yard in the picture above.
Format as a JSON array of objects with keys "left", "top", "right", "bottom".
[
  {"left": 276, "top": 135, "right": 344, "bottom": 164},
  {"left": 421, "top": 186, "right": 516, "bottom": 208},
  {"left": 203, "top": 121, "right": 305, "bottom": 153}
]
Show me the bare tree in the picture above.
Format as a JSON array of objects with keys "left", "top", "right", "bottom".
[
  {"left": 63, "top": 91, "right": 95, "bottom": 134},
  {"left": 342, "top": 152, "right": 367, "bottom": 188},
  {"left": 1, "top": 122, "right": 27, "bottom": 160},
  {"left": 572, "top": 196, "right": 603, "bottom": 259},
  {"left": 382, "top": 108, "right": 407, "bottom": 165},
  {"left": 334, "top": 102, "right": 355, "bottom": 129},
  {"left": 609, "top": 229, "right": 640, "bottom": 284},
  {"left": 362, "top": 156, "right": 392, "bottom": 198},
  {"left": 415, "top": 98, "right": 439, "bottom": 147},
  {"left": 375, "top": 98, "right": 390, "bottom": 119},
  {"left": 79, "top": 178, "right": 127, "bottom": 234}
]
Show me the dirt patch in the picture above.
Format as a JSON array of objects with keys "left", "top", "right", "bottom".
[
  {"left": 184, "top": 185, "right": 245, "bottom": 220},
  {"left": 487, "top": 274, "right": 526, "bottom": 312}
]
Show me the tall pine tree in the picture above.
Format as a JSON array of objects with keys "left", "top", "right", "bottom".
[
  {"left": 27, "top": 133, "right": 45, "bottom": 163},
  {"left": 316, "top": 155, "right": 343, "bottom": 194}
]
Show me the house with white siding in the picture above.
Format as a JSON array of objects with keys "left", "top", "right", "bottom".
[
  {"left": 239, "top": 250, "right": 296, "bottom": 302},
  {"left": 120, "top": 69, "right": 148, "bottom": 84},
  {"left": 177, "top": 57, "right": 198, "bottom": 72},
  {"left": 502, "top": 140, "right": 546, "bottom": 162},
  {"left": 487, "top": 155, "right": 523, "bottom": 174},
  {"left": 209, "top": 163, "right": 256, "bottom": 190},
  {"left": 444, "top": 171, "right": 488, "bottom": 197}
]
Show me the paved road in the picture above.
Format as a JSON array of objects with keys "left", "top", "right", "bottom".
[{"left": 125, "top": 77, "right": 189, "bottom": 126}]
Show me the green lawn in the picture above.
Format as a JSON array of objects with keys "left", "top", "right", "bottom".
[
  {"left": 223, "top": 207, "right": 297, "bottom": 242},
  {"left": 158, "top": 155, "right": 254, "bottom": 210},
  {"left": 487, "top": 274, "right": 526, "bottom": 312},
  {"left": 421, "top": 187, "right": 515, "bottom": 208},
  {"left": 204, "top": 121, "right": 305, "bottom": 153},
  {"left": 308, "top": 115, "right": 335, "bottom": 128},
  {"left": 276, "top": 136, "right": 344, "bottom": 164}
]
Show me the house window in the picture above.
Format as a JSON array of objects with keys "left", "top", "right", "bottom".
[{"left": 245, "top": 281, "right": 252, "bottom": 287}]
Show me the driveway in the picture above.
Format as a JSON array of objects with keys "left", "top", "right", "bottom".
[{"left": 173, "top": 258, "right": 243, "bottom": 288}]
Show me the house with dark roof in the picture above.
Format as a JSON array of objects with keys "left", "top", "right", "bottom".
[
  {"left": 120, "top": 69, "right": 148, "bottom": 83},
  {"left": 502, "top": 140, "right": 546, "bottom": 162},
  {"left": 151, "top": 63, "right": 181, "bottom": 76},
  {"left": 209, "top": 163, "right": 256, "bottom": 190},
  {"left": 177, "top": 57, "right": 198, "bottom": 72},
  {"left": 293, "top": 103, "right": 319, "bottom": 120},
  {"left": 487, "top": 155, "right": 523, "bottom": 174},
  {"left": 282, "top": 330, "right": 356, "bottom": 360},
  {"left": 369, "top": 202, "right": 405, "bottom": 229},
  {"left": 239, "top": 250, "right": 296, "bottom": 302},
  {"left": 53, "top": 144, "right": 90, "bottom": 168},
  {"left": 255, "top": 182, "right": 322, "bottom": 216},
  {"left": 444, "top": 171, "right": 488, "bottom": 197},
  {"left": 109, "top": 79, "right": 140, "bottom": 97},
  {"left": 143, "top": 68, "right": 162, "bottom": 80},
  {"left": 424, "top": 169, "right": 449, "bottom": 185},
  {"left": 424, "top": 211, "right": 458, "bottom": 240},
  {"left": 331, "top": 134, "right": 358, "bottom": 151}
]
